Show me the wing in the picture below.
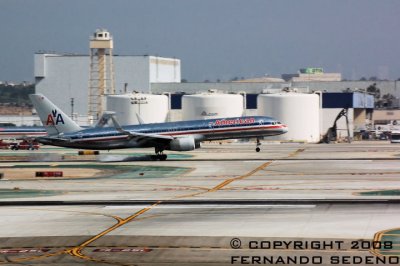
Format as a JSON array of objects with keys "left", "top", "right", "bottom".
[
  {"left": 98, "top": 113, "right": 175, "bottom": 146},
  {"left": 125, "top": 131, "right": 173, "bottom": 142},
  {"left": 111, "top": 117, "right": 174, "bottom": 145}
]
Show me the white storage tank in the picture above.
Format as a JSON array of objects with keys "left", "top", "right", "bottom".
[
  {"left": 106, "top": 93, "right": 169, "bottom": 125},
  {"left": 182, "top": 92, "right": 244, "bottom": 120},
  {"left": 257, "top": 93, "right": 320, "bottom": 142}
]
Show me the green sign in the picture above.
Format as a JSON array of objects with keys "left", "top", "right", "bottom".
[{"left": 300, "top": 68, "right": 324, "bottom": 74}]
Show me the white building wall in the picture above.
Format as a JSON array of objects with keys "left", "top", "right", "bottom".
[
  {"left": 35, "top": 54, "right": 180, "bottom": 122},
  {"left": 34, "top": 54, "right": 46, "bottom": 77},
  {"left": 149, "top": 56, "right": 181, "bottom": 83},
  {"left": 35, "top": 54, "right": 89, "bottom": 117},
  {"left": 0, "top": 116, "right": 41, "bottom": 126},
  {"left": 113, "top": 56, "right": 150, "bottom": 93}
]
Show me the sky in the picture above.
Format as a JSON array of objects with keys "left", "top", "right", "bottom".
[{"left": 0, "top": 0, "right": 399, "bottom": 82}]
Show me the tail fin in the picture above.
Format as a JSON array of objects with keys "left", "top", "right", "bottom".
[{"left": 29, "top": 94, "right": 82, "bottom": 136}]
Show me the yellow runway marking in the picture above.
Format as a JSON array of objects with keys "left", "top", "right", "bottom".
[
  {"left": 371, "top": 227, "right": 400, "bottom": 257},
  {"left": 1, "top": 145, "right": 398, "bottom": 265},
  {"left": 0, "top": 249, "right": 68, "bottom": 265},
  {"left": 174, "top": 161, "right": 274, "bottom": 198},
  {"left": 208, "top": 161, "right": 273, "bottom": 192},
  {"left": 173, "top": 191, "right": 208, "bottom": 199},
  {"left": 62, "top": 161, "right": 275, "bottom": 263},
  {"left": 0, "top": 150, "right": 296, "bottom": 264},
  {"left": 286, "top": 148, "right": 305, "bottom": 158},
  {"left": 67, "top": 160, "right": 275, "bottom": 263},
  {"left": 0, "top": 208, "right": 125, "bottom": 265},
  {"left": 67, "top": 201, "right": 162, "bottom": 259}
]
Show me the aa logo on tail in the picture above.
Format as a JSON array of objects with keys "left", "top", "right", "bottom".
[{"left": 46, "top": 110, "right": 64, "bottom": 125}]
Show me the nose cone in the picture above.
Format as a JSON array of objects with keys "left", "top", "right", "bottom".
[{"left": 281, "top": 124, "right": 288, "bottom": 134}]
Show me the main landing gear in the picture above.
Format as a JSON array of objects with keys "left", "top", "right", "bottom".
[
  {"left": 255, "top": 138, "right": 261, "bottom": 152},
  {"left": 151, "top": 147, "right": 168, "bottom": 161}
]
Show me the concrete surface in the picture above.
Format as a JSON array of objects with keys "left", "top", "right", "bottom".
[{"left": 0, "top": 141, "right": 399, "bottom": 265}]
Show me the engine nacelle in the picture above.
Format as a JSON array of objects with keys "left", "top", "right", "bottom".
[{"left": 167, "top": 137, "right": 196, "bottom": 151}]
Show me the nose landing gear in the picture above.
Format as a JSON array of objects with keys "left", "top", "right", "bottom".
[
  {"left": 255, "top": 138, "right": 261, "bottom": 152},
  {"left": 151, "top": 147, "right": 168, "bottom": 161}
]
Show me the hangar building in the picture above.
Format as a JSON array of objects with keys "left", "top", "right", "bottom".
[{"left": 34, "top": 53, "right": 181, "bottom": 118}]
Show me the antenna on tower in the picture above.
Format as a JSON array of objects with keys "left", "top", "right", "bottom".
[{"left": 88, "top": 28, "right": 115, "bottom": 124}]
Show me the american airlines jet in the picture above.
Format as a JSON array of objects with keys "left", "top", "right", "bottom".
[{"left": 30, "top": 94, "right": 288, "bottom": 160}]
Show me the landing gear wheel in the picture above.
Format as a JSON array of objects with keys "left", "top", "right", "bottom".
[
  {"left": 255, "top": 138, "right": 261, "bottom": 152},
  {"left": 153, "top": 147, "right": 167, "bottom": 160}
]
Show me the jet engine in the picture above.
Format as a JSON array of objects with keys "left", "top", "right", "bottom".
[{"left": 167, "top": 137, "right": 196, "bottom": 151}]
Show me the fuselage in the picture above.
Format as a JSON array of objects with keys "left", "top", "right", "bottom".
[{"left": 37, "top": 116, "right": 288, "bottom": 150}]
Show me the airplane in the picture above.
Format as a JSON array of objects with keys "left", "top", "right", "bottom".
[{"left": 29, "top": 93, "right": 288, "bottom": 160}]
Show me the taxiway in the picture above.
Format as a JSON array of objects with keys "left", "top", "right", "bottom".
[{"left": 0, "top": 141, "right": 399, "bottom": 265}]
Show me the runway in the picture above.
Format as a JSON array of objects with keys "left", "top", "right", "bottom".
[{"left": 0, "top": 141, "right": 399, "bottom": 265}]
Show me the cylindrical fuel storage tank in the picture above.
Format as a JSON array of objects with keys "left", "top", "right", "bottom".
[
  {"left": 257, "top": 93, "right": 320, "bottom": 142},
  {"left": 182, "top": 93, "right": 244, "bottom": 120},
  {"left": 106, "top": 93, "right": 169, "bottom": 125}
]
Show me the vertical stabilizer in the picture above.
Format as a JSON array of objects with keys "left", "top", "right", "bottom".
[{"left": 29, "top": 94, "right": 82, "bottom": 136}]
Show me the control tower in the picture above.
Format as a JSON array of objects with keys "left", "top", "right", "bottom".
[{"left": 88, "top": 29, "right": 115, "bottom": 123}]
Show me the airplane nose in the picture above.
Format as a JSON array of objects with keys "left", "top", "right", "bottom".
[{"left": 281, "top": 125, "right": 288, "bottom": 133}]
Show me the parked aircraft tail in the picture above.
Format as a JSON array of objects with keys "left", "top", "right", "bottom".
[{"left": 29, "top": 94, "right": 82, "bottom": 136}]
